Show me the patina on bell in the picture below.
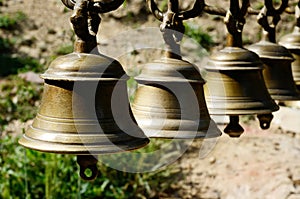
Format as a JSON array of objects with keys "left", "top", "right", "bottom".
[
  {"left": 132, "top": 57, "right": 221, "bottom": 139},
  {"left": 248, "top": 36, "right": 300, "bottom": 101},
  {"left": 19, "top": 52, "right": 149, "bottom": 180},
  {"left": 204, "top": 47, "right": 279, "bottom": 137},
  {"left": 279, "top": 26, "right": 300, "bottom": 108},
  {"left": 279, "top": 26, "right": 300, "bottom": 86}
]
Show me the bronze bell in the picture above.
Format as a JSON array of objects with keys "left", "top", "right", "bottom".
[
  {"left": 204, "top": 47, "right": 279, "bottom": 137},
  {"left": 279, "top": 26, "right": 300, "bottom": 108},
  {"left": 248, "top": 38, "right": 300, "bottom": 101},
  {"left": 19, "top": 52, "right": 149, "bottom": 180},
  {"left": 131, "top": 57, "right": 222, "bottom": 139},
  {"left": 279, "top": 26, "right": 300, "bottom": 86}
]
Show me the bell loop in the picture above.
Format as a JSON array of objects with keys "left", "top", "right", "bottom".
[
  {"left": 77, "top": 155, "right": 99, "bottom": 181},
  {"left": 257, "top": 114, "right": 274, "bottom": 130}
]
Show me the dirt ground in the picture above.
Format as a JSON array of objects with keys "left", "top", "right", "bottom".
[{"left": 2, "top": 0, "right": 300, "bottom": 198}]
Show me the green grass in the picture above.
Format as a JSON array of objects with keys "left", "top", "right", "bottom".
[
  {"left": 184, "top": 22, "right": 214, "bottom": 51},
  {"left": 0, "top": 135, "right": 183, "bottom": 199},
  {"left": 0, "top": 11, "right": 27, "bottom": 30},
  {"left": 0, "top": 76, "right": 43, "bottom": 129}
]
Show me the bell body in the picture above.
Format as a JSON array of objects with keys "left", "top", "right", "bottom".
[
  {"left": 204, "top": 47, "right": 279, "bottom": 115},
  {"left": 279, "top": 27, "right": 300, "bottom": 85},
  {"left": 19, "top": 53, "right": 149, "bottom": 154},
  {"left": 248, "top": 40, "right": 300, "bottom": 101},
  {"left": 131, "top": 57, "right": 221, "bottom": 139}
]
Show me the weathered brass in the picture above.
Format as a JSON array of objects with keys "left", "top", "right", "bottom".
[
  {"left": 203, "top": 0, "right": 279, "bottom": 137},
  {"left": 132, "top": 57, "right": 221, "bottom": 139},
  {"left": 132, "top": 0, "right": 221, "bottom": 139},
  {"left": 248, "top": 37, "right": 300, "bottom": 101},
  {"left": 248, "top": 1, "right": 300, "bottom": 101},
  {"left": 279, "top": 27, "right": 300, "bottom": 85},
  {"left": 19, "top": 52, "right": 149, "bottom": 179},
  {"left": 278, "top": 3, "right": 300, "bottom": 108},
  {"left": 18, "top": 0, "right": 142, "bottom": 181},
  {"left": 204, "top": 47, "right": 279, "bottom": 137}
]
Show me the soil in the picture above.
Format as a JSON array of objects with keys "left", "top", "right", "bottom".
[{"left": 2, "top": 0, "right": 300, "bottom": 198}]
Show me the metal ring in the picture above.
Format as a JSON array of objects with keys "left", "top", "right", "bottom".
[
  {"left": 61, "top": 0, "right": 76, "bottom": 10},
  {"left": 79, "top": 164, "right": 98, "bottom": 181}
]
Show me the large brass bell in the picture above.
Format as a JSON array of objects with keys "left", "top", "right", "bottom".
[
  {"left": 19, "top": 52, "right": 149, "bottom": 180},
  {"left": 132, "top": 57, "right": 221, "bottom": 139},
  {"left": 248, "top": 35, "right": 300, "bottom": 101},
  {"left": 204, "top": 47, "right": 279, "bottom": 137}
]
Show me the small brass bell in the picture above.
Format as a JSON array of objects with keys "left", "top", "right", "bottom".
[
  {"left": 203, "top": 1, "right": 279, "bottom": 137},
  {"left": 247, "top": 3, "right": 300, "bottom": 101},
  {"left": 19, "top": 53, "right": 149, "bottom": 180},
  {"left": 248, "top": 36, "right": 300, "bottom": 101},
  {"left": 204, "top": 47, "right": 279, "bottom": 137},
  {"left": 278, "top": 4, "right": 300, "bottom": 108},
  {"left": 131, "top": 0, "right": 221, "bottom": 139},
  {"left": 279, "top": 26, "right": 300, "bottom": 86},
  {"left": 132, "top": 57, "right": 221, "bottom": 139}
]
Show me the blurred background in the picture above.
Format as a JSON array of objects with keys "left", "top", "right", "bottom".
[{"left": 0, "top": 0, "right": 300, "bottom": 198}]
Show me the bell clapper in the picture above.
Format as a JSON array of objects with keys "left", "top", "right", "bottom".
[
  {"left": 257, "top": 113, "right": 273, "bottom": 130},
  {"left": 224, "top": 116, "right": 244, "bottom": 137},
  {"left": 77, "top": 155, "right": 99, "bottom": 181}
]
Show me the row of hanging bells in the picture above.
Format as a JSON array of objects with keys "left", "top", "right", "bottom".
[
  {"left": 204, "top": 1, "right": 280, "bottom": 137},
  {"left": 18, "top": 0, "right": 222, "bottom": 181},
  {"left": 278, "top": 2, "right": 300, "bottom": 108},
  {"left": 18, "top": 0, "right": 300, "bottom": 181}
]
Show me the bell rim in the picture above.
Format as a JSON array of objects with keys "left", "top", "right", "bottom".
[{"left": 18, "top": 133, "right": 150, "bottom": 155}]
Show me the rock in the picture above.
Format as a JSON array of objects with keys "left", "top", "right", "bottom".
[{"left": 209, "top": 156, "right": 216, "bottom": 164}]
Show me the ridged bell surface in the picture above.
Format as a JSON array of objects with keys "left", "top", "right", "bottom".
[
  {"left": 132, "top": 57, "right": 221, "bottom": 139},
  {"left": 19, "top": 53, "right": 149, "bottom": 154},
  {"left": 204, "top": 47, "right": 279, "bottom": 115},
  {"left": 248, "top": 41, "right": 300, "bottom": 100},
  {"left": 279, "top": 27, "right": 300, "bottom": 85}
]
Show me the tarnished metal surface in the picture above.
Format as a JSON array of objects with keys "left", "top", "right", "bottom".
[
  {"left": 248, "top": 0, "right": 300, "bottom": 101},
  {"left": 248, "top": 37, "right": 300, "bottom": 101},
  {"left": 279, "top": 3, "right": 300, "bottom": 84},
  {"left": 19, "top": 53, "right": 149, "bottom": 154},
  {"left": 279, "top": 27, "right": 300, "bottom": 84},
  {"left": 204, "top": 47, "right": 279, "bottom": 115},
  {"left": 132, "top": 0, "right": 221, "bottom": 139},
  {"left": 203, "top": 0, "right": 278, "bottom": 137},
  {"left": 132, "top": 58, "right": 221, "bottom": 139},
  {"left": 19, "top": 0, "right": 144, "bottom": 181}
]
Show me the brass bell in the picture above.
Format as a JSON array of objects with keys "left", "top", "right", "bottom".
[
  {"left": 131, "top": 0, "right": 221, "bottom": 139},
  {"left": 204, "top": 47, "right": 279, "bottom": 137},
  {"left": 248, "top": 36, "right": 300, "bottom": 101},
  {"left": 19, "top": 53, "right": 149, "bottom": 180},
  {"left": 132, "top": 57, "right": 222, "bottom": 139},
  {"left": 278, "top": 12, "right": 300, "bottom": 108},
  {"left": 279, "top": 26, "right": 300, "bottom": 86},
  {"left": 247, "top": 3, "right": 300, "bottom": 101}
]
